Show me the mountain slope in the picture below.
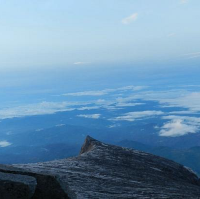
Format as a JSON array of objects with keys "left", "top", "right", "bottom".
[{"left": 0, "top": 136, "right": 200, "bottom": 198}]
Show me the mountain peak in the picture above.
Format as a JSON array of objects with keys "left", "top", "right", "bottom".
[{"left": 79, "top": 135, "right": 98, "bottom": 155}]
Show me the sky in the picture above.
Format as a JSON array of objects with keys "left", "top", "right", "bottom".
[
  {"left": 0, "top": 0, "right": 199, "bottom": 70},
  {"left": 0, "top": 0, "right": 200, "bottom": 121}
]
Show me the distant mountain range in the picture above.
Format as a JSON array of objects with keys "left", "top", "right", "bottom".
[
  {"left": 0, "top": 97, "right": 200, "bottom": 176},
  {"left": 118, "top": 140, "right": 200, "bottom": 175}
]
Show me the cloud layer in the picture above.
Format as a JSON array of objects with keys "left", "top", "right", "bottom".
[
  {"left": 1, "top": 85, "right": 200, "bottom": 140},
  {"left": 0, "top": 102, "right": 73, "bottom": 119},
  {"left": 0, "top": 85, "right": 147, "bottom": 120}
]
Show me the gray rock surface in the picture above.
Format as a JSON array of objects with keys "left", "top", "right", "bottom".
[{"left": 0, "top": 136, "right": 200, "bottom": 198}]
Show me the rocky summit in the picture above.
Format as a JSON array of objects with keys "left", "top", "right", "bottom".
[{"left": 0, "top": 136, "right": 200, "bottom": 198}]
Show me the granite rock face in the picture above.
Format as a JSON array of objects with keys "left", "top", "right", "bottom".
[{"left": 0, "top": 136, "right": 200, "bottom": 198}]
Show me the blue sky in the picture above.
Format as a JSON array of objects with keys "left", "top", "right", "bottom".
[
  {"left": 0, "top": 0, "right": 200, "bottom": 112},
  {"left": 0, "top": 0, "right": 200, "bottom": 70}
]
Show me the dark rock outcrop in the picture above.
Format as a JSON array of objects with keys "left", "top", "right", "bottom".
[
  {"left": 0, "top": 170, "right": 36, "bottom": 199},
  {"left": 0, "top": 165, "right": 69, "bottom": 199},
  {"left": 0, "top": 136, "right": 200, "bottom": 198}
]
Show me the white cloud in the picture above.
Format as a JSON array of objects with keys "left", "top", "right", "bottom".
[
  {"left": 169, "top": 111, "right": 197, "bottom": 115},
  {"left": 94, "top": 99, "right": 122, "bottom": 110},
  {"left": 108, "top": 124, "right": 121, "bottom": 128},
  {"left": 160, "top": 119, "right": 198, "bottom": 137},
  {"left": 115, "top": 102, "right": 144, "bottom": 107},
  {"left": 77, "top": 106, "right": 100, "bottom": 111},
  {"left": 0, "top": 85, "right": 147, "bottom": 119},
  {"left": 159, "top": 115, "right": 200, "bottom": 137},
  {"left": 111, "top": 111, "right": 164, "bottom": 122},
  {"left": 93, "top": 99, "right": 122, "bottom": 110},
  {"left": 77, "top": 114, "right": 101, "bottom": 119},
  {"left": 0, "top": 141, "right": 12, "bottom": 147},
  {"left": 159, "top": 92, "right": 200, "bottom": 112},
  {"left": 117, "top": 85, "right": 147, "bottom": 91},
  {"left": 132, "top": 90, "right": 200, "bottom": 113},
  {"left": 36, "top": 128, "right": 44, "bottom": 132},
  {"left": 55, "top": 124, "right": 66, "bottom": 127},
  {"left": 73, "top": 62, "right": 90, "bottom": 65},
  {"left": 121, "top": 13, "right": 138, "bottom": 24},
  {"left": 63, "top": 89, "right": 113, "bottom": 97},
  {"left": 63, "top": 85, "right": 146, "bottom": 97},
  {"left": 163, "top": 115, "right": 200, "bottom": 125}
]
